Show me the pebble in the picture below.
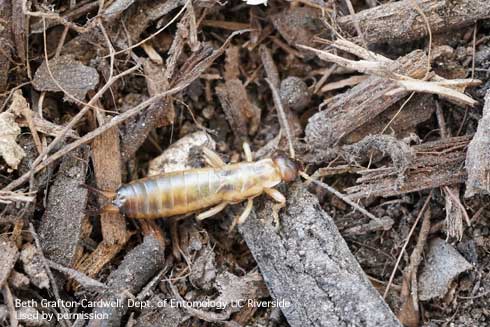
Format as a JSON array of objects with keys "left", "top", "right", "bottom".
[{"left": 279, "top": 76, "right": 311, "bottom": 112}]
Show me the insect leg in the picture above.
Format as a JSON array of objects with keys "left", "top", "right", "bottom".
[
  {"left": 202, "top": 147, "right": 225, "bottom": 168},
  {"left": 242, "top": 142, "right": 252, "bottom": 162},
  {"left": 264, "top": 188, "right": 286, "bottom": 204},
  {"left": 196, "top": 201, "right": 228, "bottom": 220},
  {"left": 264, "top": 188, "right": 286, "bottom": 227},
  {"left": 237, "top": 198, "right": 254, "bottom": 224}
]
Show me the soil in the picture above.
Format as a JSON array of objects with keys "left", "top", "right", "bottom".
[{"left": 0, "top": 1, "right": 489, "bottom": 326}]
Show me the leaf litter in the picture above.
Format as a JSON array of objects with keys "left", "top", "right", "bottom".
[{"left": 0, "top": 1, "right": 489, "bottom": 326}]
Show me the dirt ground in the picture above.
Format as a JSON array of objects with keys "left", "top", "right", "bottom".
[{"left": 0, "top": 0, "right": 489, "bottom": 326}]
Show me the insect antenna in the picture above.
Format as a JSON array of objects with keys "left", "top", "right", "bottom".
[
  {"left": 268, "top": 76, "right": 379, "bottom": 222},
  {"left": 265, "top": 78, "right": 296, "bottom": 160},
  {"left": 80, "top": 183, "right": 116, "bottom": 200},
  {"left": 80, "top": 184, "right": 120, "bottom": 216}
]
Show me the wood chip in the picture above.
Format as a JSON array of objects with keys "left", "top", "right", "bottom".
[
  {"left": 32, "top": 55, "right": 99, "bottom": 101},
  {"left": 88, "top": 235, "right": 165, "bottom": 327},
  {"left": 0, "top": 112, "right": 26, "bottom": 170},
  {"left": 465, "top": 89, "right": 490, "bottom": 197},
  {"left": 320, "top": 75, "right": 369, "bottom": 93},
  {"left": 305, "top": 50, "right": 427, "bottom": 149},
  {"left": 216, "top": 79, "right": 261, "bottom": 142},
  {"left": 148, "top": 131, "right": 216, "bottom": 176},
  {"left": 11, "top": 0, "right": 26, "bottom": 64},
  {"left": 338, "top": 0, "right": 490, "bottom": 45},
  {"left": 102, "top": 0, "right": 137, "bottom": 20},
  {"left": 74, "top": 236, "right": 131, "bottom": 280},
  {"left": 7, "top": 271, "right": 29, "bottom": 289},
  {"left": 224, "top": 45, "right": 240, "bottom": 81},
  {"left": 19, "top": 243, "right": 50, "bottom": 289},
  {"left": 0, "top": 0, "right": 13, "bottom": 95},
  {"left": 0, "top": 237, "right": 18, "bottom": 288},
  {"left": 271, "top": 7, "right": 323, "bottom": 54},
  {"left": 92, "top": 125, "right": 127, "bottom": 245},
  {"left": 113, "top": 0, "right": 186, "bottom": 48},
  {"left": 136, "top": 295, "right": 188, "bottom": 326},
  {"left": 38, "top": 146, "right": 89, "bottom": 267},
  {"left": 239, "top": 183, "right": 402, "bottom": 327},
  {"left": 346, "top": 136, "right": 469, "bottom": 199},
  {"left": 418, "top": 238, "right": 472, "bottom": 301},
  {"left": 214, "top": 271, "right": 268, "bottom": 309},
  {"left": 343, "top": 95, "right": 435, "bottom": 145},
  {"left": 9, "top": 90, "right": 42, "bottom": 154}
]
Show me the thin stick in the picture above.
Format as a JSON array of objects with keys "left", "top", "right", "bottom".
[
  {"left": 46, "top": 259, "right": 108, "bottom": 290},
  {"left": 409, "top": 0, "right": 432, "bottom": 79},
  {"left": 443, "top": 186, "right": 471, "bottom": 226},
  {"left": 381, "top": 92, "right": 416, "bottom": 134},
  {"left": 383, "top": 191, "right": 432, "bottom": 298},
  {"left": 99, "top": 21, "right": 115, "bottom": 80},
  {"left": 31, "top": 19, "right": 140, "bottom": 171},
  {"left": 299, "top": 171, "right": 381, "bottom": 223},
  {"left": 54, "top": 26, "right": 69, "bottom": 57},
  {"left": 5, "top": 30, "right": 244, "bottom": 191},
  {"left": 435, "top": 100, "right": 449, "bottom": 139},
  {"left": 25, "top": 64, "right": 141, "bottom": 183},
  {"left": 42, "top": 18, "right": 99, "bottom": 110},
  {"left": 23, "top": 101, "right": 43, "bottom": 154},
  {"left": 297, "top": 44, "right": 390, "bottom": 77},
  {"left": 343, "top": 0, "right": 367, "bottom": 49},
  {"left": 471, "top": 25, "right": 477, "bottom": 79},
  {"left": 23, "top": 2, "right": 92, "bottom": 34},
  {"left": 105, "top": 0, "right": 190, "bottom": 58},
  {"left": 458, "top": 290, "right": 490, "bottom": 299},
  {"left": 313, "top": 64, "right": 337, "bottom": 94},
  {"left": 265, "top": 78, "right": 295, "bottom": 159},
  {"left": 0, "top": 190, "right": 35, "bottom": 203},
  {"left": 409, "top": 205, "right": 431, "bottom": 317}
]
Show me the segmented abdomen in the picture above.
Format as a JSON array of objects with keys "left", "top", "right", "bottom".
[
  {"left": 117, "top": 168, "right": 219, "bottom": 219},
  {"left": 116, "top": 161, "right": 279, "bottom": 219}
]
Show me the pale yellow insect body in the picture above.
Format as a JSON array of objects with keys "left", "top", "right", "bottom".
[{"left": 110, "top": 152, "right": 298, "bottom": 221}]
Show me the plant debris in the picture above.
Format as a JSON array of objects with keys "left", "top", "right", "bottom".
[
  {"left": 0, "top": 112, "right": 25, "bottom": 170},
  {"left": 1, "top": 0, "right": 490, "bottom": 326},
  {"left": 337, "top": 0, "right": 490, "bottom": 45},
  {"left": 0, "top": 237, "right": 18, "bottom": 288},
  {"left": 418, "top": 238, "right": 473, "bottom": 301},
  {"left": 19, "top": 243, "right": 50, "bottom": 290},
  {"left": 239, "top": 183, "right": 402, "bottom": 326},
  {"left": 89, "top": 235, "right": 165, "bottom": 327},
  {"left": 279, "top": 76, "right": 311, "bottom": 112},
  {"left": 345, "top": 136, "right": 469, "bottom": 199},
  {"left": 32, "top": 55, "right": 99, "bottom": 102},
  {"left": 465, "top": 89, "right": 490, "bottom": 197},
  {"left": 148, "top": 131, "right": 216, "bottom": 175},
  {"left": 38, "top": 146, "right": 89, "bottom": 266}
]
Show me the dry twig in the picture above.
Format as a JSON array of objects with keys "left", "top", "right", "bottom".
[{"left": 383, "top": 192, "right": 432, "bottom": 298}]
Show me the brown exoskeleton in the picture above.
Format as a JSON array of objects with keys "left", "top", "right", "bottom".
[{"left": 100, "top": 143, "right": 299, "bottom": 224}]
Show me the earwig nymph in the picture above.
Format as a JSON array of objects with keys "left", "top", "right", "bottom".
[{"left": 101, "top": 144, "right": 299, "bottom": 224}]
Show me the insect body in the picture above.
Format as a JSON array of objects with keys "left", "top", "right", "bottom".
[{"left": 103, "top": 144, "right": 299, "bottom": 224}]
